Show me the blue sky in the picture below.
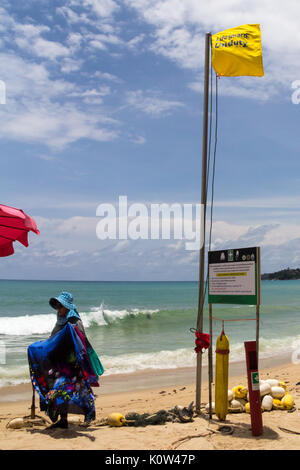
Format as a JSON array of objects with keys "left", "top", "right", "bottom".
[{"left": 1, "top": 0, "right": 300, "bottom": 280}]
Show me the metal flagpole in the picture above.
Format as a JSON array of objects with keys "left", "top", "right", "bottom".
[{"left": 195, "top": 32, "right": 211, "bottom": 415}]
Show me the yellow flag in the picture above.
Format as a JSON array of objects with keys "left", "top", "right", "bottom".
[{"left": 211, "top": 24, "right": 264, "bottom": 77}]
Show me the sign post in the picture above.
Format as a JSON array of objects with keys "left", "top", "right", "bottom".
[
  {"left": 207, "top": 246, "right": 261, "bottom": 423},
  {"left": 244, "top": 341, "right": 263, "bottom": 436}
]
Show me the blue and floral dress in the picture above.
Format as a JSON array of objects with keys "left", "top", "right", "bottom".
[{"left": 28, "top": 320, "right": 104, "bottom": 424}]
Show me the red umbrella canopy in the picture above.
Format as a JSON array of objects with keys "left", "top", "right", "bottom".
[{"left": 0, "top": 204, "right": 40, "bottom": 257}]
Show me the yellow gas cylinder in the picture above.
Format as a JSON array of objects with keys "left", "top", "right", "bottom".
[
  {"left": 107, "top": 413, "right": 127, "bottom": 427},
  {"left": 215, "top": 328, "right": 230, "bottom": 421}
]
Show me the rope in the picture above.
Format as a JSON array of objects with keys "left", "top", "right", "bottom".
[
  {"left": 206, "top": 58, "right": 214, "bottom": 191},
  {"left": 196, "top": 44, "right": 219, "bottom": 330},
  {"left": 211, "top": 316, "right": 257, "bottom": 323},
  {"left": 202, "top": 72, "right": 219, "bottom": 313},
  {"left": 279, "top": 426, "right": 300, "bottom": 435}
]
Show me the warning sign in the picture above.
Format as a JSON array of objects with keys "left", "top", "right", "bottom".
[{"left": 208, "top": 247, "right": 261, "bottom": 305}]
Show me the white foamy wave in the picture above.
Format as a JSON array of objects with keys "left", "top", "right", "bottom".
[
  {"left": 0, "top": 365, "right": 30, "bottom": 388},
  {"left": 0, "top": 305, "right": 160, "bottom": 336},
  {"left": 101, "top": 348, "right": 197, "bottom": 375},
  {"left": 0, "top": 313, "right": 57, "bottom": 336},
  {"left": 1, "top": 332, "right": 300, "bottom": 388},
  {"left": 221, "top": 333, "right": 300, "bottom": 364},
  {"left": 81, "top": 304, "right": 159, "bottom": 327},
  {"left": 101, "top": 333, "right": 300, "bottom": 376},
  {"left": 258, "top": 334, "right": 300, "bottom": 357},
  {"left": 99, "top": 307, "right": 159, "bottom": 325}
]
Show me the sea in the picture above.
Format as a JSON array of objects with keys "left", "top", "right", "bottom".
[{"left": 0, "top": 279, "right": 300, "bottom": 388}]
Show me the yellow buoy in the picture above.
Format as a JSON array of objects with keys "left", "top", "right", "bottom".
[
  {"left": 272, "top": 398, "right": 282, "bottom": 410},
  {"left": 245, "top": 402, "right": 250, "bottom": 414},
  {"left": 278, "top": 381, "right": 287, "bottom": 391},
  {"left": 107, "top": 413, "right": 127, "bottom": 427},
  {"left": 232, "top": 385, "right": 248, "bottom": 399},
  {"left": 281, "top": 393, "right": 295, "bottom": 410},
  {"left": 215, "top": 329, "right": 230, "bottom": 421}
]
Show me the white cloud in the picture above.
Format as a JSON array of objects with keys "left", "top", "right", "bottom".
[
  {"left": 87, "top": 31, "right": 123, "bottom": 52},
  {"left": 14, "top": 22, "right": 70, "bottom": 60},
  {"left": 112, "top": 240, "right": 131, "bottom": 252},
  {"left": 0, "top": 99, "right": 118, "bottom": 149},
  {"left": 262, "top": 225, "right": 300, "bottom": 247},
  {"left": 37, "top": 154, "right": 57, "bottom": 161},
  {"left": 0, "top": 52, "right": 119, "bottom": 148},
  {"left": 67, "top": 32, "right": 83, "bottom": 50},
  {"left": 70, "top": 0, "right": 119, "bottom": 18},
  {"left": 89, "top": 39, "right": 108, "bottom": 50},
  {"left": 69, "top": 86, "right": 111, "bottom": 104},
  {"left": 3, "top": 213, "right": 300, "bottom": 278},
  {"left": 125, "top": 90, "right": 184, "bottom": 116},
  {"left": 56, "top": 6, "right": 91, "bottom": 24},
  {"left": 47, "top": 249, "right": 79, "bottom": 257},
  {"left": 150, "top": 26, "right": 204, "bottom": 70},
  {"left": 127, "top": 34, "right": 145, "bottom": 50},
  {"left": 213, "top": 195, "right": 300, "bottom": 209},
  {"left": 126, "top": 0, "right": 300, "bottom": 100},
  {"left": 13, "top": 23, "right": 50, "bottom": 37},
  {"left": 131, "top": 135, "right": 146, "bottom": 145},
  {"left": 29, "top": 37, "right": 70, "bottom": 60},
  {"left": 93, "top": 70, "right": 121, "bottom": 82},
  {"left": 61, "top": 57, "right": 83, "bottom": 73}
]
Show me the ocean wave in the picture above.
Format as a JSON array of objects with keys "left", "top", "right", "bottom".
[
  {"left": 0, "top": 305, "right": 160, "bottom": 336},
  {"left": 101, "top": 348, "right": 197, "bottom": 375},
  {"left": 0, "top": 313, "right": 57, "bottom": 336},
  {"left": 0, "top": 365, "right": 31, "bottom": 388},
  {"left": 100, "top": 335, "right": 300, "bottom": 375},
  {"left": 1, "top": 333, "right": 300, "bottom": 388},
  {"left": 87, "top": 306, "right": 159, "bottom": 326}
]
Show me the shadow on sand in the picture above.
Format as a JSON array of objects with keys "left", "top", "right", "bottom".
[
  {"left": 26, "top": 424, "right": 98, "bottom": 442},
  {"left": 207, "top": 416, "right": 279, "bottom": 440}
]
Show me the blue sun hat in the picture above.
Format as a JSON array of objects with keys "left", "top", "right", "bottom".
[
  {"left": 49, "top": 291, "right": 81, "bottom": 324},
  {"left": 49, "top": 291, "right": 77, "bottom": 311}
]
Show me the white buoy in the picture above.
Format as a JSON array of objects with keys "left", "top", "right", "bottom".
[
  {"left": 7, "top": 418, "right": 24, "bottom": 429},
  {"left": 229, "top": 399, "right": 244, "bottom": 412},
  {"left": 259, "top": 382, "right": 271, "bottom": 397},
  {"left": 261, "top": 395, "right": 273, "bottom": 411},
  {"left": 265, "top": 379, "right": 279, "bottom": 387},
  {"left": 205, "top": 402, "right": 215, "bottom": 413},
  {"left": 271, "top": 386, "right": 285, "bottom": 399}
]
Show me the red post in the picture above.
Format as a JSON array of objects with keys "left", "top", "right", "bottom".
[{"left": 244, "top": 341, "right": 263, "bottom": 436}]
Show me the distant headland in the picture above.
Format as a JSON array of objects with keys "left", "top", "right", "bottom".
[{"left": 262, "top": 268, "right": 300, "bottom": 280}]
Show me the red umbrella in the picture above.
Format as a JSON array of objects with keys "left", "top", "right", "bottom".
[
  {"left": 0, "top": 203, "right": 39, "bottom": 418},
  {"left": 0, "top": 203, "right": 40, "bottom": 257}
]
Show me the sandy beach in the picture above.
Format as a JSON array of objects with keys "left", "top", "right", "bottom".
[{"left": 0, "top": 357, "right": 299, "bottom": 451}]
